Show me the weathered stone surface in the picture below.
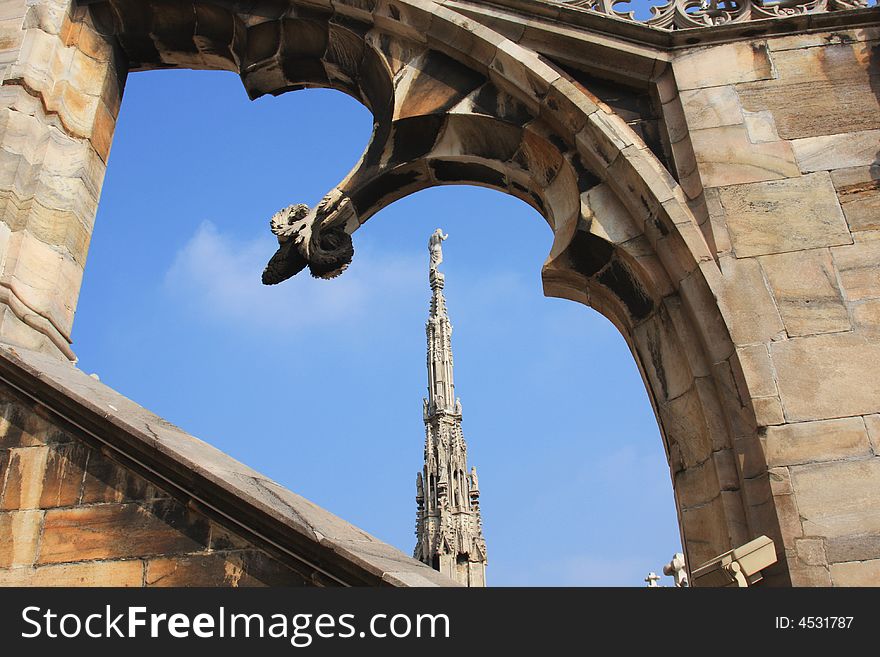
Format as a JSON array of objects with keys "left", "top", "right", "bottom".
[
  {"left": 852, "top": 300, "right": 880, "bottom": 333},
  {"left": 791, "top": 459, "right": 880, "bottom": 539},
  {"left": 737, "top": 45, "right": 880, "bottom": 140},
  {"left": 679, "top": 86, "right": 742, "bottom": 131},
  {"left": 718, "top": 173, "right": 851, "bottom": 258},
  {"left": 716, "top": 255, "right": 786, "bottom": 345},
  {"left": 825, "top": 534, "right": 880, "bottom": 564},
  {"left": 38, "top": 500, "right": 212, "bottom": 564},
  {"left": 690, "top": 124, "right": 800, "bottom": 187},
  {"left": 735, "top": 344, "right": 775, "bottom": 397},
  {"left": 764, "top": 418, "right": 872, "bottom": 467},
  {"left": 39, "top": 442, "right": 88, "bottom": 508},
  {"left": 791, "top": 130, "right": 880, "bottom": 173},
  {"left": 0, "top": 560, "right": 144, "bottom": 586},
  {"left": 742, "top": 109, "right": 779, "bottom": 144},
  {"left": 830, "top": 559, "right": 880, "bottom": 586},
  {"left": 865, "top": 415, "right": 880, "bottom": 454},
  {"left": 831, "top": 165, "right": 880, "bottom": 233},
  {"left": 759, "top": 249, "right": 850, "bottom": 336},
  {"left": 673, "top": 42, "right": 773, "bottom": 91},
  {"left": 679, "top": 495, "right": 733, "bottom": 569},
  {"left": 832, "top": 239, "right": 880, "bottom": 302},
  {"left": 753, "top": 396, "right": 785, "bottom": 427},
  {"left": 145, "top": 551, "right": 306, "bottom": 587},
  {"left": 771, "top": 333, "right": 880, "bottom": 422},
  {"left": 0, "top": 446, "right": 48, "bottom": 510},
  {"left": 0, "top": 510, "right": 42, "bottom": 568},
  {"left": 795, "top": 537, "right": 827, "bottom": 567}
]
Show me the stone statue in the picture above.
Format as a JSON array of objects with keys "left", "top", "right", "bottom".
[
  {"left": 663, "top": 552, "right": 689, "bottom": 587},
  {"left": 470, "top": 466, "right": 479, "bottom": 491},
  {"left": 429, "top": 228, "right": 448, "bottom": 270},
  {"left": 262, "top": 188, "right": 357, "bottom": 284}
]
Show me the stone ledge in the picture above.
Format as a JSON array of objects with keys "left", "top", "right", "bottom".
[{"left": 0, "top": 341, "right": 458, "bottom": 587}]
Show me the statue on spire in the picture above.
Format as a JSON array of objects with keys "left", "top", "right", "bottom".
[{"left": 429, "top": 228, "right": 448, "bottom": 270}]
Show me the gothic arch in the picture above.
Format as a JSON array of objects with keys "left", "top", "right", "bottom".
[{"left": 50, "top": 0, "right": 785, "bottom": 578}]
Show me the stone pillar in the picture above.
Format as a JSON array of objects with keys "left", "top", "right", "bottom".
[{"left": 0, "top": 0, "right": 123, "bottom": 360}]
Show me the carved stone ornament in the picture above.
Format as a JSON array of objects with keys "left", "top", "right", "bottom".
[
  {"left": 262, "top": 188, "right": 357, "bottom": 284},
  {"left": 558, "top": 0, "right": 872, "bottom": 30}
]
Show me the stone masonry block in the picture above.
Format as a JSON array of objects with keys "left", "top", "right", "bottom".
[
  {"left": 759, "top": 249, "right": 850, "bottom": 337},
  {"left": 718, "top": 172, "right": 851, "bottom": 258},
  {"left": 771, "top": 333, "right": 880, "bottom": 422},
  {"left": 764, "top": 417, "right": 872, "bottom": 468}
]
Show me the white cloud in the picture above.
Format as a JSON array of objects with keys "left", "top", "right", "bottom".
[{"left": 164, "top": 221, "right": 423, "bottom": 332}]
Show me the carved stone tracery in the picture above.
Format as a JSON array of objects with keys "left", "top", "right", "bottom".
[{"left": 559, "top": 0, "right": 872, "bottom": 29}]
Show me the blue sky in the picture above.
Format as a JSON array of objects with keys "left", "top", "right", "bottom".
[{"left": 72, "top": 68, "right": 682, "bottom": 586}]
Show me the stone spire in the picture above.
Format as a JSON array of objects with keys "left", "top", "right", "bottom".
[{"left": 414, "top": 229, "right": 487, "bottom": 587}]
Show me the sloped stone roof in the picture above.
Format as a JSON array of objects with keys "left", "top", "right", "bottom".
[{"left": 0, "top": 342, "right": 457, "bottom": 587}]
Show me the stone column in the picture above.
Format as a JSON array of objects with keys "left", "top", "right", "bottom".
[{"left": 0, "top": 0, "right": 123, "bottom": 360}]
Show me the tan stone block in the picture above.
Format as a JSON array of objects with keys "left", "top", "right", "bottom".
[
  {"left": 771, "top": 333, "right": 880, "bottom": 422},
  {"left": 791, "top": 130, "right": 880, "bottom": 173},
  {"left": 632, "top": 303, "right": 695, "bottom": 403},
  {"left": 832, "top": 240, "right": 880, "bottom": 302},
  {"left": 753, "top": 396, "right": 785, "bottom": 426},
  {"left": 658, "top": 385, "right": 714, "bottom": 472},
  {"left": 737, "top": 43, "right": 880, "bottom": 140},
  {"left": 38, "top": 500, "right": 211, "bottom": 564},
  {"left": 831, "top": 165, "right": 880, "bottom": 233},
  {"left": 795, "top": 537, "right": 827, "bottom": 566},
  {"left": 674, "top": 459, "right": 721, "bottom": 509},
  {"left": 673, "top": 41, "right": 773, "bottom": 91},
  {"left": 742, "top": 109, "right": 779, "bottom": 144},
  {"left": 0, "top": 510, "right": 43, "bottom": 568},
  {"left": 789, "top": 562, "right": 833, "bottom": 586},
  {"left": 39, "top": 442, "right": 88, "bottom": 508},
  {"left": 146, "top": 551, "right": 304, "bottom": 587},
  {"left": 680, "top": 495, "right": 733, "bottom": 568},
  {"left": 830, "top": 559, "right": 880, "bottom": 586},
  {"left": 690, "top": 124, "right": 800, "bottom": 187},
  {"left": 0, "top": 560, "right": 144, "bottom": 586},
  {"left": 791, "top": 459, "right": 880, "bottom": 538},
  {"left": 679, "top": 86, "right": 742, "bottom": 131},
  {"left": 767, "top": 466, "right": 792, "bottom": 495},
  {"left": 0, "top": 446, "right": 48, "bottom": 510},
  {"left": 80, "top": 448, "right": 163, "bottom": 504},
  {"left": 764, "top": 417, "right": 872, "bottom": 467},
  {"left": 852, "top": 300, "right": 880, "bottom": 333},
  {"left": 583, "top": 182, "right": 641, "bottom": 245},
  {"left": 865, "top": 415, "right": 880, "bottom": 454},
  {"left": 717, "top": 255, "right": 786, "bottom": 345},
  {"left": 825, "top": 533, "right": 880, "bottom": 563},
  {"left": 736, "top": 345, "right": 776, "bottom": 398},
  {"left": 718, "top": 172, "right": 851, "bottom": 258},
  {"left": 775, "top": 489, "right": 806, "bottom": 544},
  {"left": 760, "top": 249, "right": 850, "bottom": 336}
]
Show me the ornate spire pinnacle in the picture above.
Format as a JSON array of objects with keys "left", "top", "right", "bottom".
[{"left": 414, "top": 230, "right": 487, "bottom": 587}]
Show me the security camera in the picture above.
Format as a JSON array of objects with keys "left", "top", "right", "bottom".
[{"left": 690, "top": 535, "right": 777, "bottom": 587}]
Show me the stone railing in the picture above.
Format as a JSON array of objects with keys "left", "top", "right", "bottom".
[{"left": 557, "top": 0, "right": 876, "bottom": 29}]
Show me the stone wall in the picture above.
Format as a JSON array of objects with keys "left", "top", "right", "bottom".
[
  {"left": 671, "top": 27, "right": 880, "bottom": 586},
  {"left": 0, "top": 382, "right": 307, "bottom": 586}
]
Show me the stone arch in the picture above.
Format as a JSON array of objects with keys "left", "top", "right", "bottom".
[{"left": 31, "top": 0, "right": 786, "bottom": 579}]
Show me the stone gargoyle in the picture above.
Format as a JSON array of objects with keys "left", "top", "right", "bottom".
[{"left": 262, "top": 188, "right": 357, "bottom": 283}]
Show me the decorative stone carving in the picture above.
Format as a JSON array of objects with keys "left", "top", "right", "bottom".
[
  {"left": 262, "top": 190, "right": 357, "bottom": 284},
  {"left": 558, "top": 0, "right": 872, "bottom": 30},
  {"left": 663, "top": 552, "right": 690, "bottom": 587}
]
